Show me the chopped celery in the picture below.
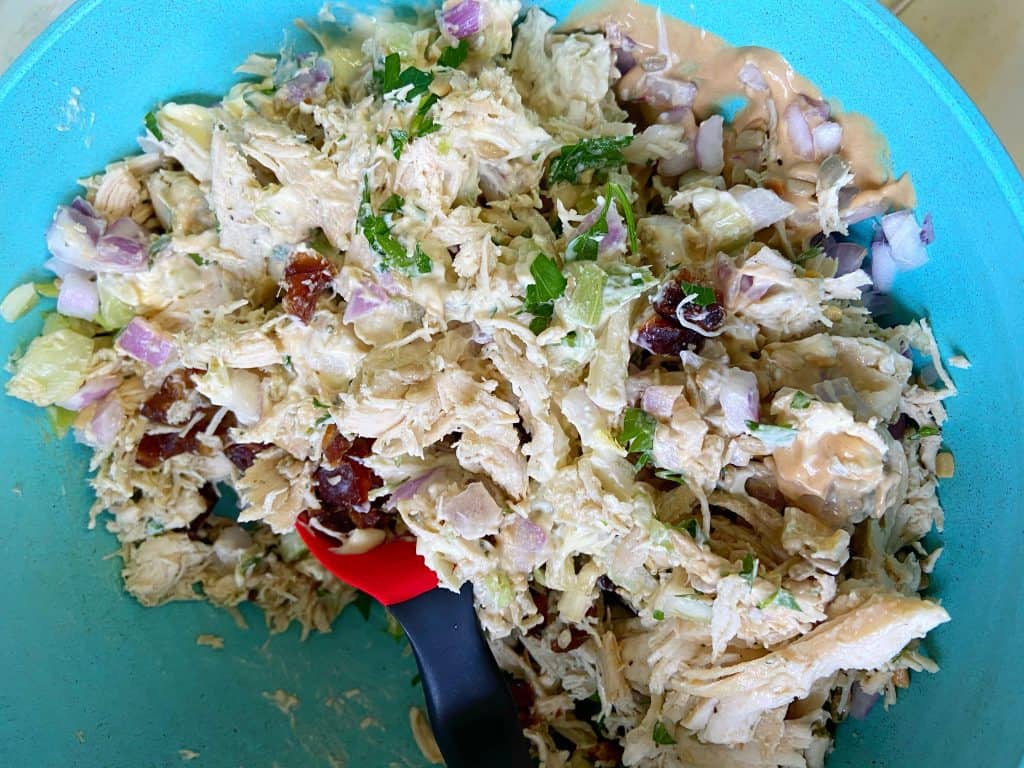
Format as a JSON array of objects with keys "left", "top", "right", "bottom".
[
  {"left": 1, "top": 283, "right": 39, "bottom": 323},
  {"left": 564, "top": 262, "right": 606, "bottom": 328},
  {"left": 6, "top": 329, "right": 95, "bottom": 406}
]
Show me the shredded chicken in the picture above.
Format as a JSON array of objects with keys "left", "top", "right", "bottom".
[{"left": 4, "top": 2, "right": 955, "bottom": 766}]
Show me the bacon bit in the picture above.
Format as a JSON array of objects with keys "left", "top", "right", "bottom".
[
  {"left": 283, "top": 251, "right": 335, "bottom": 323},
  {"left": 321, "top": 424, "right": 352, "bottom": 468},
  {"left": 633, "top": 314, "right": 704, "bottom": 355},
  {"left": 225, "top": 442, "right": 272, "bottom": 471},
  {"left": 136, "top": 431, "right": 196, "bottom": 468}
]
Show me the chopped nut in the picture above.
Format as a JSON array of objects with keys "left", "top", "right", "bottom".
[{"left": 935, "top": 451, "right": 955, "bottom": 479}]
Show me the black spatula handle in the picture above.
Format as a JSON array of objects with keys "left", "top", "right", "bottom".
[{"left": 389, "top": 583, "right": 533, "bottom": 768}]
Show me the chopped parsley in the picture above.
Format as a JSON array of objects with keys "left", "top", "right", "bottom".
[
  {"left": 758, "top": 587, "right": 802, "bottom": 611},
  {"left": 617, "top": 407, "right": 657, "bottom": 469},
  {"left": 358, "top": 179, "right": 432, "bottom": 275},
  {"left": 187, "top": 253, "right": 205, "bottom": 266},
  {"left": 652, "top": 609, "right": 665, "bottom": 621},
  {"left": 671, "top": 517, "right": 707, "bottom": 546},
  {"left": 740, "top": 553, "right": 759, "bottom": 586},
  {"left": 375, "top": 52, "right": 433, "bottom": 100},
  {"left": 679, "top": 281, "right": 716, "bottom": 308},
  {"left": 547, "top": 136, "right": 633, "bottom": 185},
  {"left": 795, "top": 245, "right": 824, "bottom": 263},
  {"left": 791, "top": 390, "right": 812, "bottom": 409},
  {"left": 654, "top": 468, "right": 688, "bottom": 485},
  {"left": 608, "top": 181, "right": 638, "bottom": 254},
  {"left": 313, "top": 397, "right": 332, "bottom": 426},
  {"left": 282, "top": 354, "right": 294, "bottom": 372},
  {"left": 379, "top": 194, "right": 405, "bottom": 214},
  {"left": 914, "top": 425, "right": 940, "bottom": 438},
  {"left": 652, "top": 721, "right": 677, "bottom": 746},
  {"left": 566, "top": 182, "right": 636, "bottom": 261},
  {"left": 390, "top": 128, "right": 409, "bottom": 160},
  {"left": 521, "top": 253, "right": 566, "bottom": 334},
  {"left": 745, "top": 420, "right": 798, "bottom": 448},
  {"left": 438, "top": 39, "right": 469, "bottom": 68},
  {"left": 409, "top": 93, "right": 441, "bottom": 138},
  {"left": 144, "top": 110, "right": 163, "bottom": 140}
]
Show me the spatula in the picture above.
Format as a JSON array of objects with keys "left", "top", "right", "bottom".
[{"left": 295, "top": 513, "right": 533, "bottom": 768}]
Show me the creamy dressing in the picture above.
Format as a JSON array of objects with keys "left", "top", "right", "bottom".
[{"left": 566, "top": 0, "right": 916, "bottom": 214}]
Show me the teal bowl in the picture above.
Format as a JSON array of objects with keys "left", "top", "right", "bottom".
[{"left": 1, "top": 1, "right": 1022, "bottom": 766}]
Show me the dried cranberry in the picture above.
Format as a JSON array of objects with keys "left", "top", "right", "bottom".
[
  {"left": 507, "top": 679, "right": 537, "bottom": 727},
  {"left": 678, "top": 300, "right": 725, "bottom": 333},
  {"left": 225, "top": 442, "right": 272, "bottom": 471},
  {"left": 590, "top": 740, "right": 624, "bottom": 765},
  {"left": 135, "top": 431, "right": 196, "bottom": 468},
  {"left": 283, "top": 251, "right": 335, "bottom": 323},
  {"left": 140, "top": 370, "right": 195, "bottom": 425},
  {"left": 633, "top": 315, "right": 704, "bottom": 355},
  {"left": 596, "top": 575, "right": 618, "bottom": 592},
  {"left": 552, "top": 626, "right": 590, "bottom": 653},
  {"left": 186, "top": 511, "right": 211, "bottom": 541},
  {"left": 309, "top": 506, "right": 357, "bottom": 535},
  {"left": 651, "top": 281, "right": 684, "bottom": 318},
  {"left": 321, "top": 424, "right": 352, "bottom": 468}
]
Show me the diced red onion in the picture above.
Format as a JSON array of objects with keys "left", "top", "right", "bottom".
[
  {"left": 44, "top": 257, "right": 75, "bottom": 278},
  {"left": 829, "top": 242, "right": 867, "bottom": 276},
  {"left": 96, "top": 217, "right": 149, "bottom": 273},
  {"left": 861, "top": 287, "right": 896, "bottom": 317},
  {"left": 812, "top": 121, "right": 843, "bottom": 158},
  {"left": 600, "top": 202, "right": 626, "bottom": 255},
  {"left": 849, "top": 683, "right": 880, "bottom": 720},
  {"left": 880, "top": 210, "right": 929, "bottom": 270},
  {"left": 871, "top": 241, "right": 897, "bottom": 292},
  {"left": 784, "top": 103, "right": 814, "bottom": 161},
  {"left": 504, "top": 515, "right": 547, "bottom": 572},
  {"left": 658, "top": 146, "right": 695, "bottom": 176},
  {"left": 76, "top": 396, "right": 123, "bottom": 450},
  {"left": 695, "top": 115, "right": 725, "bottom": 175},
  {"left": 718, "top": 368, "right": 759, "bottom": 434},
  {"left": 57, "top": 375, "right": 120, "bottom": 411},
  {"left": 641, "top": 385, "right": 682, "bottom": 419},
  {"left": 443, "top": 482, "right": 501, "bottom": 539},
  {"left": 733, "top": 187, "right": 795, "bottom": 230},
  {"left": 798, "top": 94, "right": 831, "bottom": 126},
  {"left": 738, "top": 62, "right": 768, "bottom": 92},
  {"left": 46, "top": 198, "right": 106, "bottom": 270},
  {"left": 343, "top": 281, "right": 388, "bottom": 323},
  {"left": 655, "top": 106, "right": 690, "bottom": 125},
  {"left": 887, "top": 413, "right": 909, "bottom": 440},
  {"left": 388, "top": 469, "right": 439, "bottom": 506},
  {"left": 57, "top": 269, "right": 99, "bottom": 320},
  {"left": 920, "top": 213, "right": 935, "bottom": 245},
  {"left": 642, "top": 75, "right": 697, "bottom": 109},
  {"left": 442, "top": 0, "right": 482, "bottom": 39},
  {"left": 614, "top": 39, "right": 638, "bottom": 75},
  {"left": 281, "top": 58, "right": 333, "bottom": 104},
  {"left": 117, "top": 317, "right": 175, "bottom": 368}
]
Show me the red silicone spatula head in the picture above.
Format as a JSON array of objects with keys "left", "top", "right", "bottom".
[{"left": 295, "top": 512, "right": 438, "bottom": 606}]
